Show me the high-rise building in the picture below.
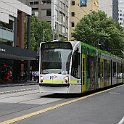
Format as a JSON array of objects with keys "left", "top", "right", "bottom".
[
  {"left": 69, "top": 0, "right": 99, "bottom": 40},
  {"left": 118, "top": 0, "right": 124, "bottom": 27},
  {"left": 98, "top": 0, "right": 113, "bottom": 17},
  {"left": 20, "top": 0, "right": 69, "bottom": 40},
  {"left": 99, "top": 0, "right": 124, "bottom": 27},
  {"left": 112, "top": 0, "right": 118, "bottom": 22},
  {"left": 98, "top": 0, "right": 118, "bottom": 21}
]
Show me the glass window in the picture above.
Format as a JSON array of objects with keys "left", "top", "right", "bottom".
[
  {"left": 71, "top": 49, "right": 80, "bottom": 78},
  {"left": 72, "top": 1, "right": 75, "bottom": 5},
  {"left": 113, "top": 62, "right": 117, "bottom": 77},
  {"left": 71, "top": 12, "right": 75, "bottom": 17},
  {"left": 32, "top": 8, "right": 38, "bottom": 11},
  {"left": 71, "top": 22, "right": 75, "bottom": 27},
  {"left": 29, "top": 2, "right": 33, "bottom": 5},
  {"left": 46, "top": 9, "right": 51, "bottom": 16},
  {"left": 41, "top": 49, "right": 72, "bottom": 74},
  {"left": 34, "top": 1, "right": 39, "bottom": 5}
]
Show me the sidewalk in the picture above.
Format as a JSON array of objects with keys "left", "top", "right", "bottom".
[{"left": 0, "top": 80, "right": 38, "bottom": 87}]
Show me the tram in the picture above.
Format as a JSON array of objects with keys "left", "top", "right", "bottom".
[{"left": 38, "top": 41, "right": 124, "bottom": 93}]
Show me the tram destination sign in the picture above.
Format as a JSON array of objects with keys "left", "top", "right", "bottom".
[{"left": 42, "top": 42, "right": 72, "bottom": 50}]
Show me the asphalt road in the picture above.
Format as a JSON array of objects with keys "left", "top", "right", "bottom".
[{"left": 0, "top": 84, "right": 124, "bottom": 124}]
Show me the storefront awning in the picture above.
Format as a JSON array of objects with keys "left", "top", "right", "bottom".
[{"left": 0, "top": 44, "right": 37, "bottom": 60}]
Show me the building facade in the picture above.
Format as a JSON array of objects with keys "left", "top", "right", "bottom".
[
  {"left": 98, "top": 0, "right": 113, "bottom": 18},
  {"left": 98, "top": 0, "right": 118, "bottom": 21},
  {"left": 112, "top": 0, "right": 118, "bottom": 22},
  {"left": 69, "top": 0, "right": 99, "bottom": 40},
  {"left": 118, "top": 0, "right": 124, "bottom": 27},
  {"left": 20, "top": 0, "right": 69, "bottom": 40},
  {"left": 0, "top": 0, "right": 36, "bottom": 83}
]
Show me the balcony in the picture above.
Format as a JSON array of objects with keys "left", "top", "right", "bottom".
[{"left": 0, "top": 26, "right": 14, "bottom": 42}]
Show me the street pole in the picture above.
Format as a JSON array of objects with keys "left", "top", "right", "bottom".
[{"left": 27, "top": 15, "right": 31, "bottom": 81}]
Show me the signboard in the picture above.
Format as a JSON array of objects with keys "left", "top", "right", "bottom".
[
  {"left": 80, "top": 0, "right": 87, "bottom": 7},
  {"left": 41, "top": 42, "right": 72, "bottom": 50}
]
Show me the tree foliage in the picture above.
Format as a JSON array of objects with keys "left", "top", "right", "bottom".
[
  {"left": 72, "top": 11, "right": 124, "bottom": 58},
  {"left": 24, "top": 16, "right": 52, "bottom": 51}
]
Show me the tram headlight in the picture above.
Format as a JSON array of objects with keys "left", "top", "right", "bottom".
[{"left": 64, "top": 76, "right": 69, "bottom": 83}]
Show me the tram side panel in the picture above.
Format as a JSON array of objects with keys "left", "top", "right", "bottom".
[{"left": 81, "top": 45, "right": 98, "bottom": 92}]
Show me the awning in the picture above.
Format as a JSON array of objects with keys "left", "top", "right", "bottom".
[{"left": 0, "top": 44, "right": 37, "bottom": 60}]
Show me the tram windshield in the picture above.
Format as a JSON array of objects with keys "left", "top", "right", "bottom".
[{"left": 41, "top": 49, "right": 72, "bottom": 74}]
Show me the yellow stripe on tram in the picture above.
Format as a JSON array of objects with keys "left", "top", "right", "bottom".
[
  {"left": 42, "top": 80, "right": 78, "bottom": 84},
  {"left": 69, "top": 80, "right": 77, "bottom": 84},
  {"left": 43, "top": 80, "right": 63, "bottom": 83}
]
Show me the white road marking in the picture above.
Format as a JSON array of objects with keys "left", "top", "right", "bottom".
[{"left": 117, "top": 116, "right": 124, "bottom": 124}]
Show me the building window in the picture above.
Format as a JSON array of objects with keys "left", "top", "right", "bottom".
[
  {"left": 71, "top": 22, "right": 75, "bottom": 27},
  {"left": 42, "top": 0, "right": 51, "bottom": 4},
  {"left": 120, "top": 18, "right": 122, "bottom": 20},
  {"left": 62, "top": 26, "right": 65, "bottom": 34},
  {"left": 32, "top": 8, "right": 38, "bottom": 11},
  {"left": 72, "top": 1, "right": 75, "bottom": 5},
  {"left": 71, "top": 12, "right": 75, "bottom": 17},
  {"left": 34, "top": 1, "right": 39, "bottom": 5},
  {"left": 29, "top": 2, "right": 33, "bottom": 5},
  {"left": 46, "top": 9, "right": 51, "bottom": 16},
  {"left": 30, "top": 1, "right": 39, "bottom": 5},
  {"left": 120, "top": 14, "right": 122, "bottom": 16}
]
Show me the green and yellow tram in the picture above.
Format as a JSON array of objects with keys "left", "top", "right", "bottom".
[{"left": 38, "top": 41, "right": 124, "bottom": 93}]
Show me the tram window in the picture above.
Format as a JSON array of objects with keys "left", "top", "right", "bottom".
[
  {"left": 98, "top": 58, "right": 100, "bottom": 78},
  {"left": 108, "top": 61, "right": 110, "bottom": 78},
  {"left": 83, "top": 58, "right": 85, "bottom": 85},
  {"left": 104, "top": 60, "right": 107, "bottom": 82},
  {"left": 71, "top": 48, "right": 80, "bottom": 78},
  {"left": 117, "top": 63, "right": 122, "bottom": 78},
  {"left": 113, "top": 62, "right": 116, "bottom": 77},
  {"left": 87, "top": 56, "right": 95, "bottom": 83},
  {"left": 87, "top": 56, "right": 90, "bottom": 79}
]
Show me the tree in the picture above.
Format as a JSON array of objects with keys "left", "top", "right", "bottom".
[
  {"left": 24, "top": 16, "right": 52, "bottom": 51},
  {"left": 72, "top": 11, "right": 124, "bottom": 58}
]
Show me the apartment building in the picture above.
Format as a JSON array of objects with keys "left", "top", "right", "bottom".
[
  {"left": 0, "top": 0, "right": 36, "bottom": 82},
  {"left": 98, "top": 0, "right": 113, "bottom": 17},
  {"left": 20, "top": 0, "right": 69, "bottom": 40},
  {"left": 118, "top": 0, "right": 124, "bottom": 27},
  {"left": 69, "top": 0, "right": 99, "bottom": 40},
  {"left": 99, "top": 0, "right": 118, "bottom": 21}
]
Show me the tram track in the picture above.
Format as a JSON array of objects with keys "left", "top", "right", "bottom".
[
  {"left": 0, "top": 92, "right": 62, "bottom": 122},
  {"left": 0, "top": 87, "right": 38, "bottom": 95},
  {"left": 0, "top": 103, "right": 42, "bottom": 118},
  {"left": 0, "top": 90, "right": 39, "bottom": 100},
  {"left": 0, "top": 89, "right": 64, "bottom": 122}
]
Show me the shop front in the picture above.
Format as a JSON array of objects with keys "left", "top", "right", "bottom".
[{"left": 0, "top": 44, "right": 37, "bottom": 83}]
